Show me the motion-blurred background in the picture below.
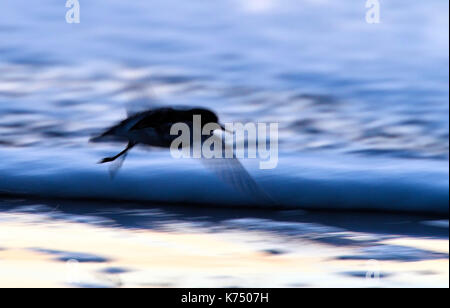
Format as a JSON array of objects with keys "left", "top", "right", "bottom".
[
  {"left": 0, "top": 0, "right": 448, "bottom": 157},
  {"left": 0, "top": 0, "right": 448, "bottom": 288}
]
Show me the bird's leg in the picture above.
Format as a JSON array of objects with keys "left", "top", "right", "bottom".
[{"left": 99, "top": 142, "right": 135, "bottom": 164}]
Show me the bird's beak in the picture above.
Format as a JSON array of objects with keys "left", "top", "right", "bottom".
[{"left": 219, "top": 124, "right": 233, "bottom": 134}]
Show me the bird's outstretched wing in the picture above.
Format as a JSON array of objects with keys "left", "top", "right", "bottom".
[{"left": 200, "top": 134, "right": 277, "bottom": 206}]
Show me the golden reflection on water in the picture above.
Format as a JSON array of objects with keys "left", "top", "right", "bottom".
[{"left": 0, "top": 211, "right": 448, "bottom": 288}]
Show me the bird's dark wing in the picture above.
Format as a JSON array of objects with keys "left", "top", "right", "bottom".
[
  {"left": 201, "top": 158, "right": 276, "bottom": 206},
  {"left": 129, "top": 110, "right": 161, "bottom": 130},
  {"left": 200, "top": 134, "right": 277, "bottom": 206},
  {"left": 129, "top": 108, "right": 182, "bottom": 131}
]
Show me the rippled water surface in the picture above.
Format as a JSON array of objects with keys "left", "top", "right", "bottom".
[{"left": 0, "top": 0, "right": 448, "bottom": 159}]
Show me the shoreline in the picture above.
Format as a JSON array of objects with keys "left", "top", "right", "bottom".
[{"left": 1, "top": 197, "right": 448, "bottom": 288}]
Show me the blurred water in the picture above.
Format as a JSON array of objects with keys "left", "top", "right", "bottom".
[
  {"left": 0, "top": 197, "right": 448, "bottom": 287},
  {"left": 0, "top": 0, "right": 448, "bottom": 160},
  {"left": 0, "top": 0, "right": 449, "bottom": 288}
]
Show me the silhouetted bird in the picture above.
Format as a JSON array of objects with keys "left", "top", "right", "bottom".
[
  {"left": 90, "top": 106, "right": 276, "bottom": 205},
  {"left": 91, "top": 106, "right": 224, "bottom": 161}
]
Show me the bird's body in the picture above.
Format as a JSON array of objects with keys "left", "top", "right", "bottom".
[{"left": 92, "top": 106, "right": 222, "bottom": 148}]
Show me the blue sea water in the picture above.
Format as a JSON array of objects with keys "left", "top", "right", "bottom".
[{"left": 0, "top": 0, "right": 448, "bottom": 213}]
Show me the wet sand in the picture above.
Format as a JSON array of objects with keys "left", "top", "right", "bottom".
[{"left": 0, "top": 197, "right": 448, "bottom": 288}]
